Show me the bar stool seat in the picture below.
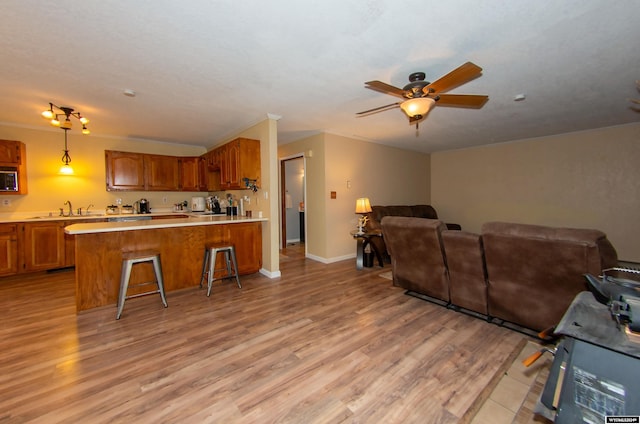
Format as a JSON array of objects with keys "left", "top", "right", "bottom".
[
  {"left": 117, "top": 250, "right": 168, "bottom": 319},
  {"left": 199, "top": 242, "right": 241, "bottom": 296}
]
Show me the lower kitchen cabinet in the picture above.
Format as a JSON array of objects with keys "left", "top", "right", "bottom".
[
  {"left": 22, "top": 221, "right": 66, "bottom": 272},
  {"left": 0, "top": 224, "right": 19, "bottom": 276},
  {"left": 0, "top": 219, "right": 104, "bottom": 277},
  {"left": 227, "top": 222, "right": 262, "bottom": 274}
]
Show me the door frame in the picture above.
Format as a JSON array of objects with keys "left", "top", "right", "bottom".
[{"left": 279, "top": 154, "right": 305, "bottom": 250}]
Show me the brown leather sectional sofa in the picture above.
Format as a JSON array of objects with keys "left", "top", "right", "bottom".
[{"left": 381, "top": 217, "right": 618, "bottom": 332}]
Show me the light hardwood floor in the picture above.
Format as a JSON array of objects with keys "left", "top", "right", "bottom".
[{"left": 0, "top": 243, "right": 526, "bottom": 423}]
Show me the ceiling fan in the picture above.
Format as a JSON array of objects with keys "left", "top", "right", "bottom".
[{"left": 357, "top": 61, "right": 489, "bottom": 127}]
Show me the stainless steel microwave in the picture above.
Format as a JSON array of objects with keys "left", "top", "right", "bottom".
[{"left": 0, "top": 169, "right": 19, "bottom": 192}]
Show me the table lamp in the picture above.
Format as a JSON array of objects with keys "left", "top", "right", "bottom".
[{"left": 355, "top": 197, "right": 372, "bottom": 234}]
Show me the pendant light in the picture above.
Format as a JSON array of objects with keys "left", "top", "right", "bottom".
[{"left": 41, "top": 102, "right": 90, "bottom": 174}]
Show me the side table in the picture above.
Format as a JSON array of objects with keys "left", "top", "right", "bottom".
[{"left": 350, "top": 229, "right": 384, "bottom": 270}]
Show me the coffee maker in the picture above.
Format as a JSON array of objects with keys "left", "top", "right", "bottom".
[{"left": 136, "top": 198, "right": 150, "bottom": 214}]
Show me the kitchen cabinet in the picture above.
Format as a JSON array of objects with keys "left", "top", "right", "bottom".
[
  {"left": 218, "top": 138, "right": 261, "bottom": 190},
  {"left": 0, "top": 140, "right": 28, "bottom": 195},
  {"left": 105, "top": 150, "right": 145, "bottom": 191},
  {"left": 0, "top": 218, "right": 107, "bottom": 277},
  {"left": 106, "top": 150, "right": 205, "bottom": 192},
  {"left": 105, "top": 139, "right": 260, "bottom": 193},
  {"left": 22, "top": 221, "right": 66, "bottom": 272},
  {"left": 0, "top": 140, "right": 23, "bottom": 164},
  {"left": 179, "top": 157, "right": 207, "bottom": 191},
  {"left": 0, "top": 224, "right": 19, "bottom": 276},
  {"left": 144, "top": 154, "right": 180, "bottom": 191},
  {"left": 203, "top": 149, "right": 220, "bottom": 171},
  {"left": 227, "top": 222, "right": 262, "bottom": 274}
]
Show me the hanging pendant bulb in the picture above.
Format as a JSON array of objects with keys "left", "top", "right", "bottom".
[
  {"left": 58, "top": 129, "right": 74, "bottom": 175},
  {"left": 59, "top": 164, "right": 74, "bottom": 175}
]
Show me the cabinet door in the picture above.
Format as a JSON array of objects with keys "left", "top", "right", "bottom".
[
  {"left": 145, "top": 154, "right": 180, "bottom": 191},
  {"left": 220, "top": 138, "right": 260, "bottom": 190},
  {"left": 226, "top": 222, "right": 262, "bottom": 274},
  {"left": 105, "top": 151, "right": 145, "bottom": 191},
  {"left": 0, "top": 140, "right": 21, "bottom": 164},
  {"left": 23, "top": 222, "right": 65, "bottom": 272},
  {"left": 179, "top": 157, "right": 201, "bottom": 191},
  {"left": 202, "top": 150, "right": 219, "bottom": 171},
  {"left": 0, "top": 224, "right": 18, "bottom": 276},
  {"left": 225, "top": 140, "right": 241, "bottom": 189},
  {"left": 237, "top": 138, "right": 261, "bottom": 187}
]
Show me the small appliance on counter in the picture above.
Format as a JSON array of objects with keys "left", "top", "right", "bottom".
[
  {"left": 121, "top": 205, "right": 134, "bottom": 214},
  {"left": 191, "top": 196, "right": 205, "bottom": 212},
  {"left": 211, "top": 196, "right": 222, "bottom": 214},
  {"left": 106, "top": 205, "right": 119, "bottom": 215},
  {"left": 135, "top": 198, "right": 150, "bottom": 214}
]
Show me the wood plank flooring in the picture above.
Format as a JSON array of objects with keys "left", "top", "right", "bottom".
[{"left": 0, "top": 243, "right": 525, "bottom": 423}]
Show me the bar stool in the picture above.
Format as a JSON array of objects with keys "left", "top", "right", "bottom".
[
  {"left": 199, "top": 242, "right": 241, "bottom": 296},
  {"left": 116, "top": 250, "right": 168, "bottom": 319}
]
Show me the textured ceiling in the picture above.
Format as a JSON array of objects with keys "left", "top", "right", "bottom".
[{"left": 1, "top": 0, "right": 639, "bottom": 153}]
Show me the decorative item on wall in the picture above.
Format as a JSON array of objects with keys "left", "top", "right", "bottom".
[
  {"left": 243, "top": 177, "right": 259, "bottom": 193},
  {"left": 41, "top": 103, "right": 90, "bottom": 174},
  {"left": 355, "top": 197, "right": 372, "bottom": 235}
]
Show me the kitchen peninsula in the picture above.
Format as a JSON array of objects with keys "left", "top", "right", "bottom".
[{"left": 65, "top": 215, "right": 266, "bottom": 312}]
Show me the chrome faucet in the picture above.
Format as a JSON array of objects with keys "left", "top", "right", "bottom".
[
  {"left": 64, "top": 200, "right": 73, "bottom": 217},
  {"left": 86, "top": 204, "right": 94, "bottom": 214}
]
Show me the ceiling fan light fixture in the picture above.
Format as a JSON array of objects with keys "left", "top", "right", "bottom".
[{"left": 400, "top": 97, "right": 436, "bottom": 118}]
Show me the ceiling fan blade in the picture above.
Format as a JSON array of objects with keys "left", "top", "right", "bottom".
[
  {"left": 356, "top": 102, "right": 401, "bottom": 115},
  {"left": 436, "top": 94, "right": 489, "bottom": 108},
  {"left": 425, "top": 62, "right": 483, "bottom": 94},
  {"left": 364, "top": 81, "right": 406, "bottom": 99}
]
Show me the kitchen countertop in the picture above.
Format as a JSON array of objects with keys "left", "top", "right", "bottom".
[{"left": 65, "top": 214, "right": 267, "bottom": 235}]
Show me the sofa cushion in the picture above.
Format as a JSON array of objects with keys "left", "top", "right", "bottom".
[
  {"left": 381, "top": 216, "right": 449, "bottom": 302},
  {"left": 442, "top": 230, "right": 488, "bottom": 315}
]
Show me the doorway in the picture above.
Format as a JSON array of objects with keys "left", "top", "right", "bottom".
[{"left": 280, "top": 155, "right": 305, "bottom": 250}]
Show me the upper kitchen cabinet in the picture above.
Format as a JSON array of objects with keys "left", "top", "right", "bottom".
[
  {"left": 219, "top": 138, "right": 260, "bottom": 190},
  {"left": 105, "top": 151, "right": 183, "bottom": 192},
  {"left": 0, "top": 140, "right": 28, "bottom": 195},
  {"left": 179, "top": 156, "right": 207, "bottom": 191},
  {"left": 105, "top": 150, "right": 145, "bottom": 191},
  {"left": 144, "top": 154, "right": 180, "bottom": 191},
  {"left": 0, "top": 140, "right": 24, "bottom": 165}
]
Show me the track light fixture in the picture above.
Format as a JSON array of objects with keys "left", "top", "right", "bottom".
[{"left": 41, "top": 102, "right": 90, "bottom": 174}]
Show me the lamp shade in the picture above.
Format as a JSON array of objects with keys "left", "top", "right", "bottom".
[
  {"left": 355, "top": 197, "right": 372, "bottom": 214},
  {"left": 400, "top": 97, "right": 436, "bottom": 117}
]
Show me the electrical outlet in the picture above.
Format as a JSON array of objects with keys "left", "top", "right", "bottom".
[
  {"left": 162, "top": 197, "right": 168, "bottom": 204},
  {"left": 2, "top": 199, "right": 10, "bottom": 206},
  {"left": 116, "top": 198, "right": 122, "bottom": 205}
]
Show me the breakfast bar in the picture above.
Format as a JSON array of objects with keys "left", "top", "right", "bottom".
[{"left": 65, "top": 215, "right": 266, "bottom": 312}]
